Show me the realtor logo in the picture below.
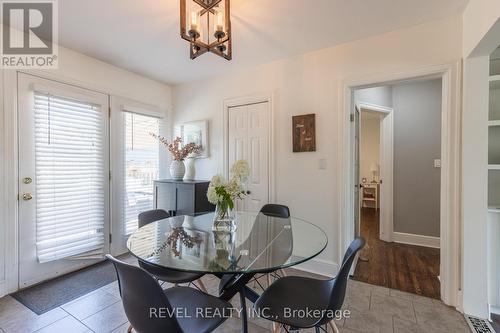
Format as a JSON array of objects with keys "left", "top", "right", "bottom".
[{"left": 1, "top": 0, "right": 58, "bottom": 68}]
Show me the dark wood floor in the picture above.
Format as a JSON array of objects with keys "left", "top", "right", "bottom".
[
  {"left": 492, "top": 314, "right": 500, "bottom": 332},
  {"left": 352, "top": 208, "right": 441, "bottom": 299}
]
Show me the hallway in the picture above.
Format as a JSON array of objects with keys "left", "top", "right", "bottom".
[{"left": 353, "top": 208, "right": 441, "bottom": 299}]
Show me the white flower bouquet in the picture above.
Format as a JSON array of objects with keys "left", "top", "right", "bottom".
[{"left": 207, "top": 160, "right": 250, "bottom": 230}]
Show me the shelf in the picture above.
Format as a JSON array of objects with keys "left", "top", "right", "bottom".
[
  {"left": 489, "top": 165, "right": 500, "bottom": 170},
  {"left": 489, "top": 207, "right": 500, "bottom": 213},
  {"left": 489, "top": 120, "right": 500, "bottom": 127}
]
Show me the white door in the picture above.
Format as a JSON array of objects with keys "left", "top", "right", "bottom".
[
  {"left": 18, "top": 73, "right": 110, "bottom": 287},
  {"left": 379, "top": 111, "right": 394, "bottom": 242},
  {"left": 228, "top": 102, "right": 269, "bottom": 212},
  {"left": 354, "top": 107, "right": 361, "bottom": 237}
]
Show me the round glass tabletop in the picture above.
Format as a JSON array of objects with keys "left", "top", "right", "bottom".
[{"left": 127, "top": 211, "right": 328, "bottom": 274}]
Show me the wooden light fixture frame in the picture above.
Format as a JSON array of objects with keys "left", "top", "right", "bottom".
[{"left": 180, "top": 0, "right": 232, "bottom": 60}]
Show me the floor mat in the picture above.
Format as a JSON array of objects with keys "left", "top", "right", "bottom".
[{"left": 12, "top": 260, "right": 118, "bottom": 315}]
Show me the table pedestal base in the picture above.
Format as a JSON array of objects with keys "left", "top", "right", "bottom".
[{"left": 217, "top": 273, "right": 261, "bottom": 333}]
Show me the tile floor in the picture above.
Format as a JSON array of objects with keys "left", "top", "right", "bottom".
[{"left": 0, "top": 261, "right": 472, "bottom": 333}]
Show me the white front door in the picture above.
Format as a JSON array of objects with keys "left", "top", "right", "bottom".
[
  {"left": 18, "top": 73, "right": 110, "bottom": 287},
  {"left": 228, "top": 102, "right": 269, "bottom": 212}
]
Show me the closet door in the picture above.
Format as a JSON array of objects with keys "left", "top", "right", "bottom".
[{"left": 228, "top": 102, "right": 269, "bottom": 212}]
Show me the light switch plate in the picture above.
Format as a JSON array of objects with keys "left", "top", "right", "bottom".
[
  {"left": 319, "top": 159, "right": 327, "bottom": 170},
  {"left": 434, "top": 159, "right": 441, "bottom": 168}
]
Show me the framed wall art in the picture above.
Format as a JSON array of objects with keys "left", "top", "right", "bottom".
[
  {"left": 179, "top": 119, "right": 209, "bottom": 158},
  {"left": 292, "top": 114, "right": 316, "bottom": 152}
]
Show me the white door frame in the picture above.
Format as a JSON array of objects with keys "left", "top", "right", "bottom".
[
  {"left": 222, "top": 93, "right": 276, "bottom": 204},
  {"left": 339, "top": 63, "right": 461, "bottom": 308},
  {"left": 357, "top": 102, "right": 394, "bottom": 242}
]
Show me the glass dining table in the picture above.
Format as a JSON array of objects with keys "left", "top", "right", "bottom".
[{"left": 127, "top": 211, "right": 328, "bottom": 332}]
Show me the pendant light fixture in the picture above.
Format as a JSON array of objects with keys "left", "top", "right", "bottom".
[{"left": 180, "top": 0, "right": 232, "bottom": 60}]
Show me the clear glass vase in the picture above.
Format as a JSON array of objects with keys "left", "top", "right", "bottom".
[{"left": 212, "top": 203, "right": 236, "bottom": 232}]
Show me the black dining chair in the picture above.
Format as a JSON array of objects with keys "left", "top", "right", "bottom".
[
  {"left": 106, "top": 255, "right": 231, "bottom": 333},
  {"left": 252, "top": 204, "right": 291, "bottom": 289},
  {"left": 254, "top": 237, "right": 366, "bottom": 333},
  {"left": 137, "top": 209, "right": 207, "bottom": 293},
  {"left": 260, "top": 204, "right": 290, "bottom": 219}
]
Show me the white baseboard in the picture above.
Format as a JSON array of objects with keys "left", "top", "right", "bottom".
[
  {"left": 392, "top": 232, "right": 440, "bottom": 248},
  {"left": 489, "top": 305, "right": 500, "bottom": 317},
  {"left": 0, "top": 280, "right": 6, "bottom": 298},
  {"left": 291, "top": 257, "right": 338, "bottom": 278}
]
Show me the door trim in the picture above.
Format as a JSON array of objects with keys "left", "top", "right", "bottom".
[
  {"left": 339, "top": 63, "right": 461, "bottom": 309},
  {"left": 3, "top": 70, "right": 19, "bottom": 294},
  {"left": 356, "top": 102, "right": 394, "bottom": 242},
  {"left": 222, "top": 93, "right": 276, "bottom": 204}
]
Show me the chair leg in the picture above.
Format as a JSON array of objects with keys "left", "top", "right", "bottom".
[
  {"left": 328, "top": 320, "right": 340, "bottom": 333},
  {"left": 239, "top": 290, "right": 248, "bottom": 333},
  {"left": 272, "top": 323, "right": 281, "bottom": 333},
  {"left": 266, "top": 274, "right": 271, "bottom": 288},
  {"left": 127, "top": 324, "right": 133, "bottom": 333},
  {"left": 279, "top": 269, "right": 287, "bottom": 277},
  {"left": 196, "top": 279, "right": 208, "bottom": 293},
  {"left": 315, "top": 327, "right": 321, "bottom": 333}
]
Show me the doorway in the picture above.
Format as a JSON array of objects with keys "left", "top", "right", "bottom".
[
  {"left": 355, "top": 103, "right": 394, "bottom": 243},
  {"left": 351, "top": 79, "right": 443, "bottom": 299}
]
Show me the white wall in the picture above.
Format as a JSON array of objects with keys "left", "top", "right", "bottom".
[
  {"left": 463, "top": 0, "right": 500, "bottom": 57},
  {"left": 355, "top": 86, "right": 393, "bottom": 108},
  {"left": 462, "top": 56, "right": 490, "bottom": 318},
  {"left": 173, "top": 16, "right": 462, "bottom": 277},
  {"left": 360, "top": 112, "right": 380, "bottom": 184},
  {"left": 461, "top": 0, "right": 500, "bottom": 319},
  {"left": 0, "top": 45, "right": 172, "bottom": 296}
]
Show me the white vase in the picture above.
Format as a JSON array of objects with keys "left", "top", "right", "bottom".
[
  {"left": 183, "top": 158, "right": 196, "bottom": 181},
  {"left": 170, "top": 160, "right": 185, "bottom": 180}
]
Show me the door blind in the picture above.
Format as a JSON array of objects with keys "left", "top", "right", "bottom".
[
  {"left": 124, "top": 112, "right": 160, "bottom": 235},
  {"left": 34, "top": 91, "right": 105, "bottom": 263}
]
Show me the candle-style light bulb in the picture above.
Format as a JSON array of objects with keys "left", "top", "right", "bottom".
[
  {"left": 191, "top": 11, "right": 199, "bottom": 31},
  {"left": 214, "top": 10, "right": 225, "bottom": 39},
  {"left": 216, "top": 11, "right": 224, "bottom": 32},
  {"left": 188, "top": 9, "right": 200, "bottom": 40}
]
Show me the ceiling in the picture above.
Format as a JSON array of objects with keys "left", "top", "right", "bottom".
[{"left": 58, "top": 0, "right": 468, "bottom": 85}]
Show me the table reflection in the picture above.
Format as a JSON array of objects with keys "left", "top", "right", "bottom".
[{"left": 127, "top": 212, "right": 327, "bottom": 274}]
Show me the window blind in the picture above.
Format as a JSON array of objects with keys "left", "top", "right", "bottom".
[
  {"left": 34, "top": 92, "right": 105, "bottom": 263},
  {"left": 124, "top": 112, "right": 160, "bottom": 235}
]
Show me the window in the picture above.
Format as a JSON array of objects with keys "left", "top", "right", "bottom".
[
  {"left": 34, "top": 92, "right": 105, "bottom": 263},
  {"left": 124, "top": 112, "right": 160, "bottom": 234}
]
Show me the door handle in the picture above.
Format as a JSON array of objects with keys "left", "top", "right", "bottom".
[{"left": 22, "top": 193, "right": 33, "bottom": 201}]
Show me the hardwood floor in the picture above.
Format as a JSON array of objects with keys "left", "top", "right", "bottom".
[
  {"left": 353, "top": 208, "right": 441, "bottom": 299},
  {"left": 492, "top": 313, "right": 500, "bottom": 332}
]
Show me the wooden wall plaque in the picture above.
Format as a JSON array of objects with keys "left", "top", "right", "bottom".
[{"left": 292, "top": 114, "right": 316, "bottom": 152}]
